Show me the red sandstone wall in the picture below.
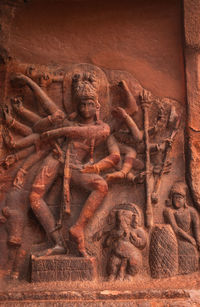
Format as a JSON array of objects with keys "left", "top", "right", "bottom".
[{"left": 7, "top": 0, "right": 185, "bottom": 103}]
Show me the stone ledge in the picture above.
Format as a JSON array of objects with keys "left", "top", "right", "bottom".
[{"left": 0, "top": 289, "right": 190, "bottom": 302}]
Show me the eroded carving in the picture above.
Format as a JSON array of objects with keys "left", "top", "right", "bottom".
[
  {"left": 164, "top": 181, "right": 200, "bottom": 274},
  {"left": 0, "top": 62, "right": 186, "bottom": 283},
  {"left": 94, "top": 203, "right": 147, "bottom": 281}
]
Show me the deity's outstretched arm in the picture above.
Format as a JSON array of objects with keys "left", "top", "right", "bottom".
[
  {"left": 2, "top": 106, "right": 32, "bottom": 136},
  {"left": 2, "top": 146, "right": 35, "bottom": 169},
  {"left": 13, "top": 148, "right": 50, "bottom": 189},
  {"left": 11, "top": 97, "right": 41, "bottom": 124},
  {"left": 3, "top": 130, "right": 40, "bottom": 150},
  {"left": 112, "top": 107, "right": 143, "bottom": 142},
  {"left": 12, "top": 73, "right": 65, "bottom": 117},
  {"left": 33, "top": 110, "right": 66, "bottom": 133},
  {"left": 118, "top": 80, "right": 138, "bottom": 115},
  {"left": 41, "top": 122, "right": 110, "bottom": 141}
]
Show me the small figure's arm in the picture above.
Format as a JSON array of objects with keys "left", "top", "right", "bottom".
[
  {"left": 190, "top": 207, "right": 200, "bottom": 249},
  {"left": 129, "top": 228, "right": 147, "bottom": 249},
  {"left": 164, "top": 208, "right": 196, "bottom": 246}
]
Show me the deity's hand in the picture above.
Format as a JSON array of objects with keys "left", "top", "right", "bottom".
[
  {"left": 0, "top": 214, "right": 7, "bottom": 224},
  {"left": 41, "top": 131, "right": 52, "bottom": 140},
  {"left": 11, "top": 97, "right": 23, "bottom": 111},
  {"left": 139, "top": 89, "right": 152, "bottom": 107},
  {"left": 111, "top": 107, "right": 128, "bottom": 120},
  {"left": 118, "top": 80, "right": 128, "bottom": 91},
  {"left": 49, "top": 109, "right": 65, "bottom": 124},
  {"left": 81, "top": 163, "right": 99, "bottom": 174},
  {"left": 39, "top": 72, "right": 52, "bottom": 88},
  {"left": 13, "top": 169, "right": 26, "bottom": 189},
  {"left": 189, "top": 236, "right": 196, "bottom": 246},
  {"left": 10, "top": 73, "right": 29, "bottom": 87},
  {"left": 1, "top": 105, "right": 11, "bottom": 123},
  {"left": 3, "top": 154, "right": 17, "bottom": 168},
  {"left": 26, "top": 65, "right": 37, "bottom": 79}
]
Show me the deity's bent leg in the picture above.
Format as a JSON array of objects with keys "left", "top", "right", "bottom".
[
  {"left": 70, "top": 170, "right": 108, "bottom": 256},
  {"left": 30, "top": 154, "right": 65, "bottom": 255}
]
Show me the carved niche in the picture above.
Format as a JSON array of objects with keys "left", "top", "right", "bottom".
[{"left": 0, "top": 61, "right": 192, "bottom": 283}]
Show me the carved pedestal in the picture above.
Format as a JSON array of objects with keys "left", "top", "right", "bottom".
[{"left": 31, "top": 256, "right": 97, "bottom": 282}]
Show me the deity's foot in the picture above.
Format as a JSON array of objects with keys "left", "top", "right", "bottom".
[
  {"left": 33, "top": 244, "right": 66, "bottom": 258},
  {"left": 106, "top": 171, "right": 126, "bottom": 183},
  {"left": 10, "top": 271, "right": 19, "bottom": 280},
  {"left": 123, "top": 274, "right": 132, "bottom": 281},
  {"left": 107, "top": 274, "right": 116, "bottom": 282},
  {"left": 69, "top": 225, "right": 89, "bottom": 257}
]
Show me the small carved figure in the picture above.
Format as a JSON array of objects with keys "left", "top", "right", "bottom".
[
  {"left": 0, "top": 188, "right": 29, "bottom": 280},
  {"left": 164, "top": 181, "right": 200, "bottom": 274},
  {"left": 94, "top": 203, "right": 147, "bottom": 281}
]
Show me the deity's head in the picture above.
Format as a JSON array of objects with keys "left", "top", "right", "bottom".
[
  {"left": 72, "top": 71, "right": 101, "bottom": 121},
  {"left": 113, "top": 203, "right": 142, "bottom": 229},
  {"left": 170, "top": 181, "right": 187, "bottom": 209}
]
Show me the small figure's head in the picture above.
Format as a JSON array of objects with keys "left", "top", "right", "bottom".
[
  {"left": 113, "top": 203, "right": 142, "bottom": 229},
  {"left": 169, "top": 181, "right": 187, "bottom": 209}
]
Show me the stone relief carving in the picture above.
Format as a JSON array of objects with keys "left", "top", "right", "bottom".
[
  {"left": 0, "top": 62, "right": 190, "bottom": 283},
  {"left": 93, "top": 203, "right": 147, "bottom": 281},
  {"left": 164, "top": 181, "right": 200, "bottom": 275}
]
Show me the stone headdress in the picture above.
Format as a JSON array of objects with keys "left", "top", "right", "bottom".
[
  {"left": 62, "top": 63, "right": 110, "bottom": 120},
  {"left": 169, "top": 181, "right": 187, "bottom": 198},
  {"left": 109, "top": 202, "right": 142, "bottom": 227}
]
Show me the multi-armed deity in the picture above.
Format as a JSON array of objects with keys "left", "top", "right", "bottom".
[{"left": 0, "top": 62, "right": 198, "bottom": 282}]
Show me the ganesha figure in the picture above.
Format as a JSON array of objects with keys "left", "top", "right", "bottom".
[{"left": 94, "top": 203, "right": 147, "bottom": 281}]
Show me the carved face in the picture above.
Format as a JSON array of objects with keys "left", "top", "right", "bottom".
[
  {"left": 117, "top": 210, "right": 133, "bottom": 229},
  {"left": 78, "top": 99, "right": 96, "bottom": 120},
  {"left": 172, "top": 193, "right": 185, "bottom": 209}
]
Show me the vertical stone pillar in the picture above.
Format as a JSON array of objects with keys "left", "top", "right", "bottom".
[{"left": 183, "top": 0, "right": 200, "bottom": 210}]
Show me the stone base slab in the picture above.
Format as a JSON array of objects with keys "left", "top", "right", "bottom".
[{"left": 31, "top": 255, "right": 97, "bottom": 282}]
